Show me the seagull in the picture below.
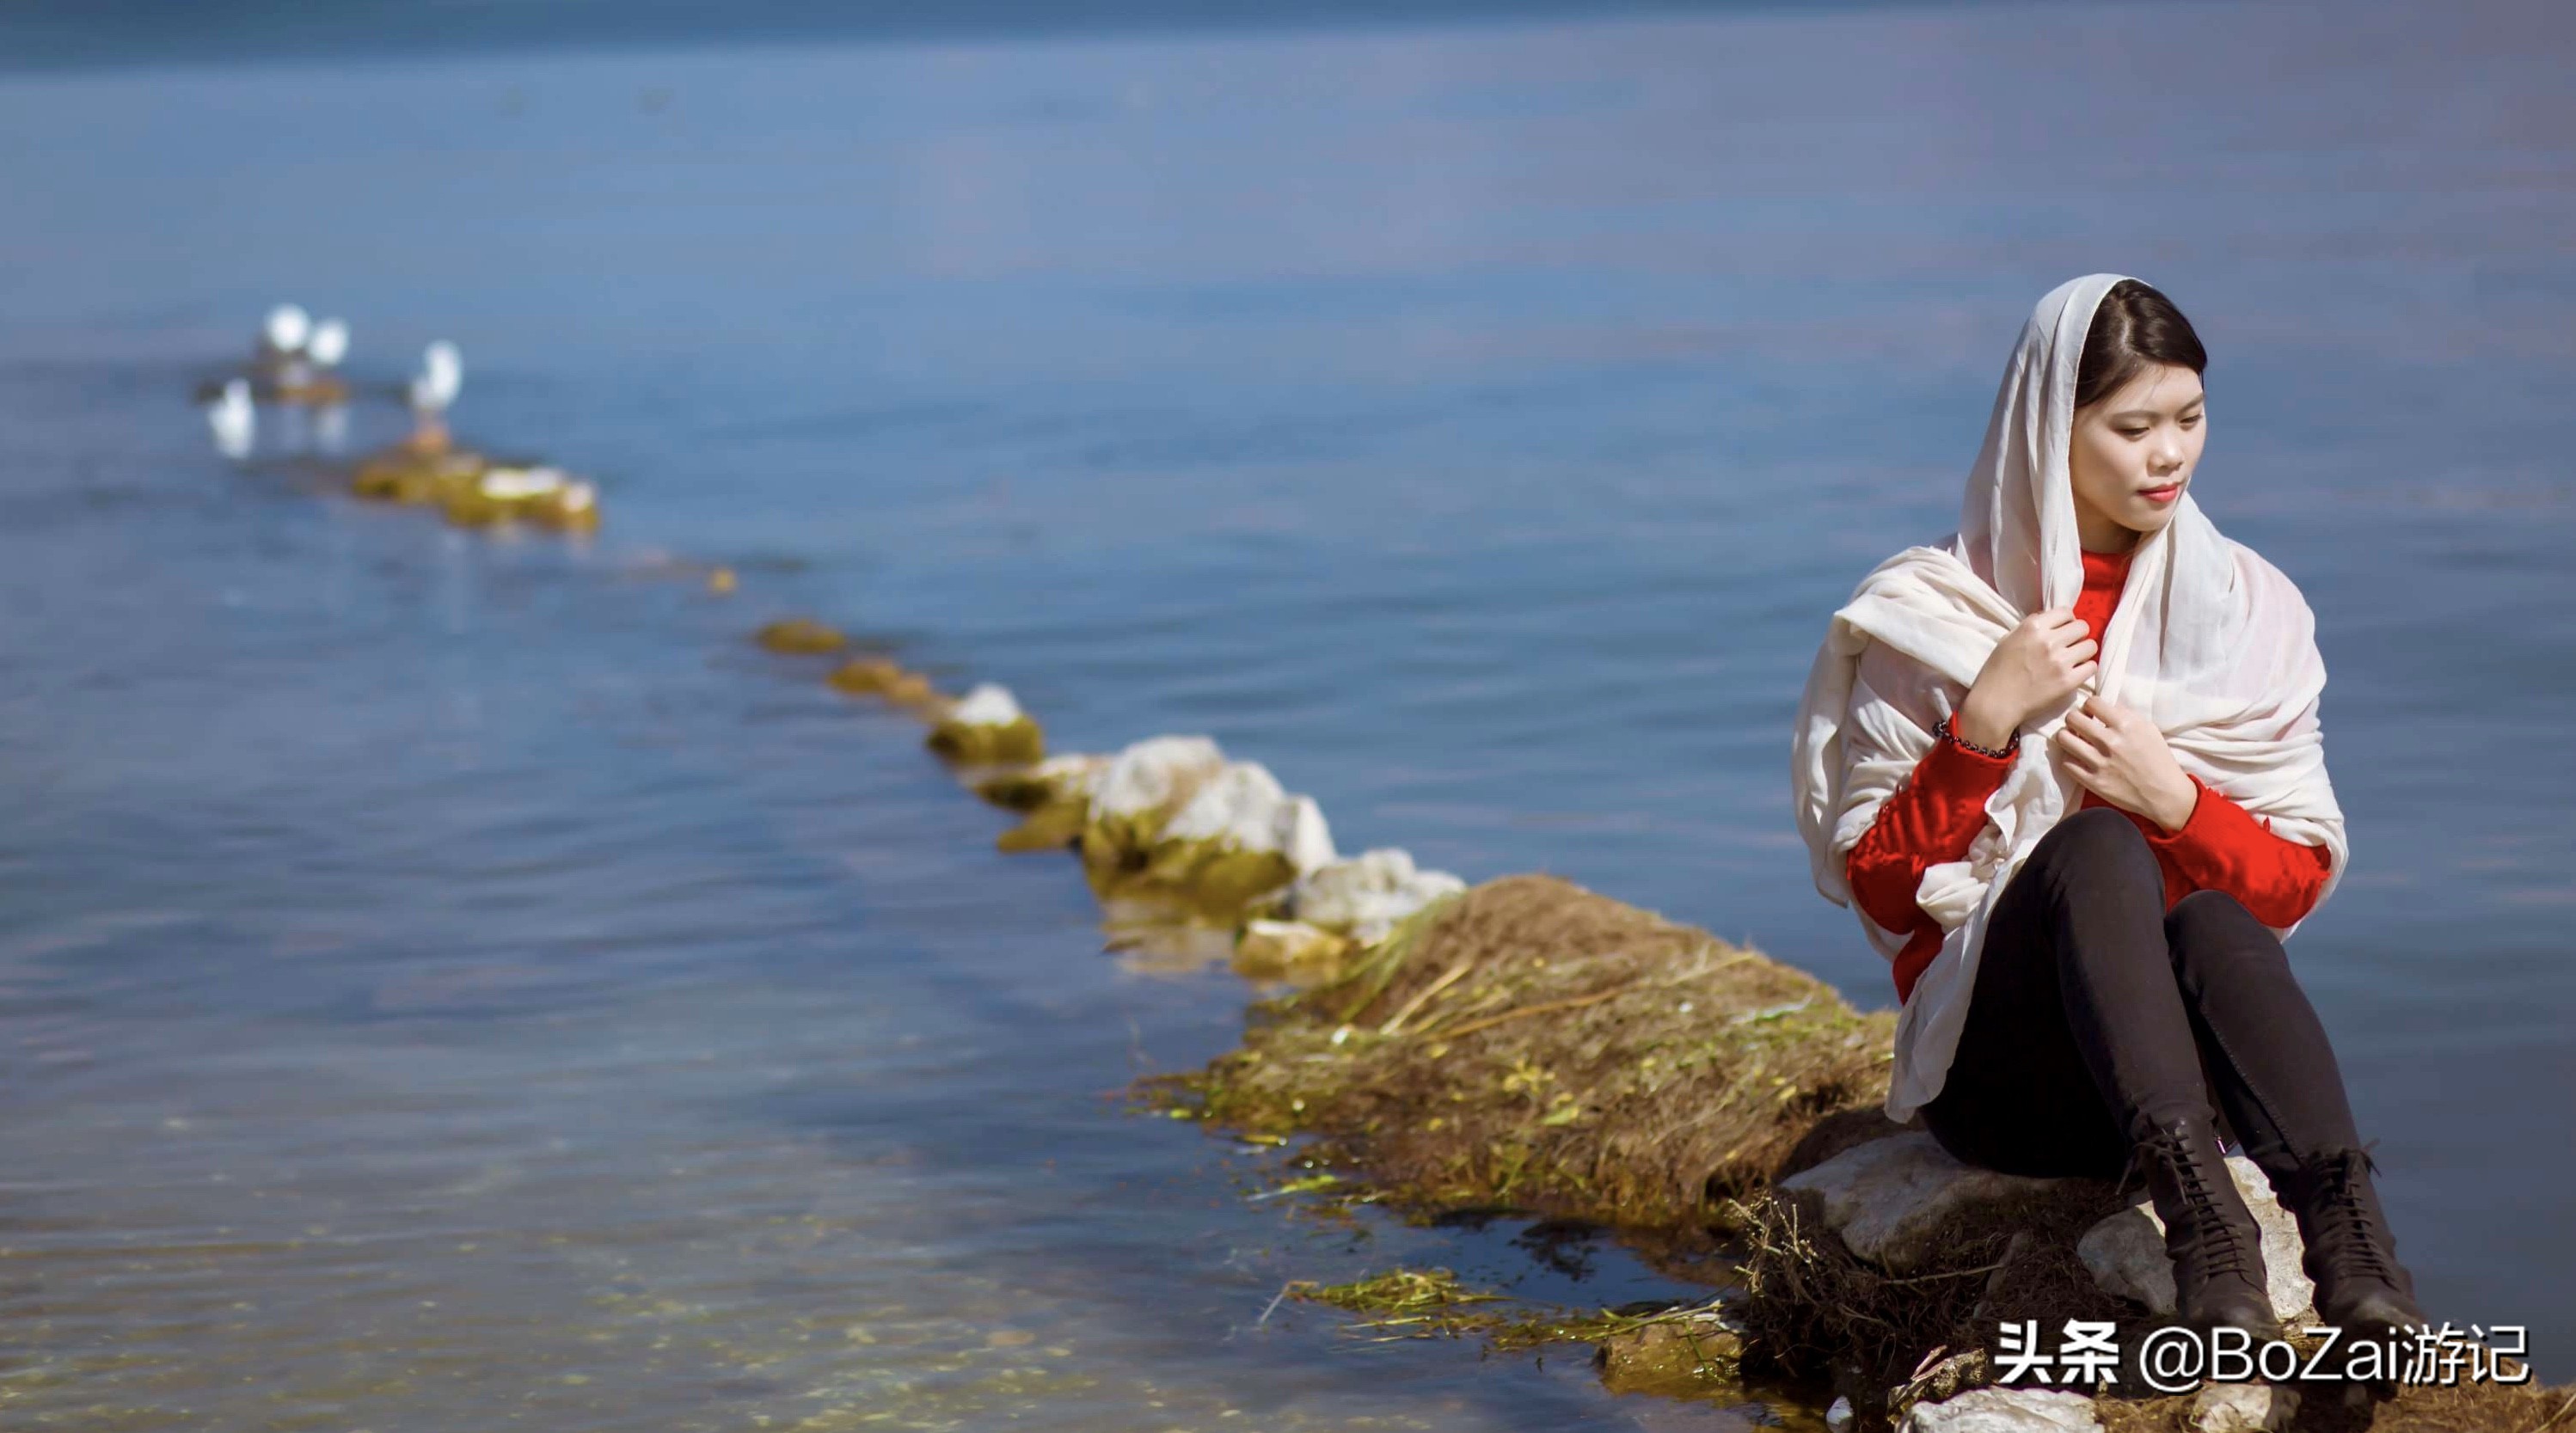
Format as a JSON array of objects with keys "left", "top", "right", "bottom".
[
  {"left": 262, "top": 304, "right": 311, "bottom": 358},
  {"left": 410, "top": 340, "right": 463, "bottom": 414},
  {"left": 307, "top": 319, "right": 349, "bottom": 369},
  {"left": 206, "top": 378, "right": 255, "bottom": 460}
]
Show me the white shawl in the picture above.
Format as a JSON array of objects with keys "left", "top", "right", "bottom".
[{"left": 1788, "top": 273, "right": 2348, "bottom": 1123}]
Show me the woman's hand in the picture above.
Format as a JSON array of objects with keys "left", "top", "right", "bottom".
[
  {"left": 1958, "top": 608, "right": 2098, "bottom": 749},
  {"left": 2052, "top": 694, "right": 2199, "bottom": 832}
]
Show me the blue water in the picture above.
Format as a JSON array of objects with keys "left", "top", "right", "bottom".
[{"left": 0, "top": 0, "right": 2570, "bottom": 1424}]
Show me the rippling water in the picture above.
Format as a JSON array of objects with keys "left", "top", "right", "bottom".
[{"left": 1, "top": 0, "right": 2571, "bottom": 1424}]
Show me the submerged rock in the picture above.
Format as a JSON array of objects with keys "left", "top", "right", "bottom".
[
  {"left": 352, "top": 446, "right": 488, "bottom": 505},
  {"left": 2074, "top": 1156, "right": 2314, "bottom": 1322},
  {"left": 1286, "top": 848, "right": 1468, "bottom": 945},
  {"left": 1898, "top": 1387, "right": 2100, "bottom": 1432},
  {"left": 754, "top": 618, "right": 849, "bottom": 655},
  {"left": 926, "top": 683, "right": 1045, "bottom": 763}
]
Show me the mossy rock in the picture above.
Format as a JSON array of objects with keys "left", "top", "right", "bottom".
[
  {"left": 974, "top": 770, "right": 1058, "bottom": 811},
  {"left": 926, "top": 714, "right": 1045, "bottom": 765},
  {"left": 997, "top": 800, "right": 1088, "bottom": 854},
  {"left": 1085, "top": 836, "right": 1301, "bottom": 923},
  {"left": 442, "top": 474, "right": 598, "bottom": 531},
  {"left": 1080, "top": 810, "right": 1170, "bottom": 880},
  {"left": 828, "top": 658, "right": 908, "bottom": 695},
  {"left": 1592, "top": 1316, "right": 1744, "bottom": 1399},
  {"left": 755, "top": 618, "right": 849, "bottom": 655},
  {"left": 352, "top": 450, "right": 486, "bottom": 505},
  {"left": 881, "top": 671, "right": 941, "bottom": 711}
]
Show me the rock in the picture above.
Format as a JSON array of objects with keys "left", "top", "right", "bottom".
[
  {"left": 1591, "top": 1313, "right": 1741, "bottom": 1398},
  {"left": 443, "top": 465, "right": 593, "bottom": 529},
  {"left": 1897, "top": 1387, "right": 2101, "bottom": 1433},
  {"left": 2191, "top": 1381, "right": 2297, "bottom": 1432},
  {"left": 975, "top": 754, "right": 1110, "bottom": 811},
  {"left": 829, "top": 658, "right": 911, "bottom": 697},
  {"left": 1889, "top": 1350, "right": 1992, "bottom": 1421},
  {"left": 1825, "top": 1394, "right": 1856, "bottom": 1431},
  {"left": 926, "top": 683, "right": 1045, "bottom": 762},
  {"left": 1775, "top": 1134, "right": 2064, "bottom": 1275},
  {"left": 1230, "top": 919, "right": 1353, "bottom": 977},
  {"left": 351, "top": 447, "right": 486, "bottom": 505},
  {"left": 1089, "top": 736, "right": 1228, "bottom": 829},
  {"left": 1121, "top": 760, "right": 1333, "bottom": 915},
  {"left": 1156, "top": 762, "right": 1339, "bottom": 876},
  {"left": 754, "top": 617, "right": 849, "bottom": 655},
  {"left": 1082, "top": 736, "right": 1232, "bottom": 881},
  {"left": 2074, "top": 1156, "right": 2315, "bottom": 1322},
  {"left": 1286, "top": 848, "right": 1469, "bottom": 945}
]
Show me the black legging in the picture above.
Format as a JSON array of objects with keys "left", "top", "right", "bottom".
[{"left": 1920, "top": 805, "right": 2364, "bottom": 1183}]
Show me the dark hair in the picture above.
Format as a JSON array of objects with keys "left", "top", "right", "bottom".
[{"left": 2075, "top": 279, "right": 2207, "bottom": 409}]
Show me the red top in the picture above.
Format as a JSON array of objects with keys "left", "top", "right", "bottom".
[{"left": 1846, "top": 544, "right": 2335, "bottom": 1004}]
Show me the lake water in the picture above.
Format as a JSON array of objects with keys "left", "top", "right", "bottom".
[{"left": 0, "top": 0, "right": 2570, "bottom": 1424}]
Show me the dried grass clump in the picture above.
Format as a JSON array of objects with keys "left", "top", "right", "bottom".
[
  {"left": 1141, "top": 873, "right": 1896, "bottom": 1238},
  {"left": 1728, "top": 1179, "right": 2127, "bottom": 1397}
]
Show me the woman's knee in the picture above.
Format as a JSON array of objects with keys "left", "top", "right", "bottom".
[
  {"left": 2031, "top": 806, "right": 2161, "bottom": 891},
  {"left": 2166, "top": 889, "right": 2291, "bottom": 973}
]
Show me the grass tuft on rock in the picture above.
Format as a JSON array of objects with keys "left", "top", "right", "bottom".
[{"left": 1138, "top": 873, "right": 1896, "bottom": 1240}]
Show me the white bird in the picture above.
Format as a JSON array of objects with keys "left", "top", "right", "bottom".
[
  {"left": 263, "top": 304, "right": 312, "bottom": 355},
  {"left": 410, "top": 340, "right": 463, "bottom": 413},
  {"left": 206, "top": 378, "right": 255, "bottom": 459},
  {"left": 307, "top": 319, "right": 349, "bottom": 368}
]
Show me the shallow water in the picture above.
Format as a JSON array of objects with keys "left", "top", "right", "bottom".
[{"left": 1, "top": 0, "right": 2572, "bottom": 1424}]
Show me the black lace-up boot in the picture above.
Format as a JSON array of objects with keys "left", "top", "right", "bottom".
[
  {"left": 2273, "top": 1146, "right": 2426, "bottom": 1338},
  {"left": 2125, "top": 1113, "right": 2279, "bottom": 1340}
]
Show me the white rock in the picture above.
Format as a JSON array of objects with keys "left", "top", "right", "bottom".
[
  {"left": 1280, "top": 795, "right": 1337, "bottom": 875},
  {"left": 1898, "top": 1387, "right": 2101, "bottom": 1433},
  {"left": 1776, "top": 1134, "right": 2064, "bottom": 1276},
  {"left": 2075, "top": 1156, "right": 2315, "bottom": 1322},
  {"left": 1825, "top": 1394, "right": 1856, "bottom": 1431},
  {"left": 2191, "top": 1382, "right": 2297, "bottom": 1433},
  {"left": 946, "top": 682, "right": 1024, "bottom": 728},
  {"left": 1156, "top": 762, "right": 1340, "bottom": 874},
  {"left": 476, "top": 465, "right": 567, "bottom": 499},
  {"left": 1288, "top": 848, "right": 1468, "bottom": 943},
  {"left": 1161, "top": 761, "right": 1288, "bottom": 845},
  {"left": 1090, "top": 736, "right": 1227, "bottom": 823}
]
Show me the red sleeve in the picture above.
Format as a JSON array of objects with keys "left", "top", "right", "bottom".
[
  {"left": 1844, "top": 733, "right": 2015, "bottom": 939},
  {"left": 2142, "top": 774, "right": 2334, "bottom": 928}
]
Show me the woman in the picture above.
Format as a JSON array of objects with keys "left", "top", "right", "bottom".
[{"left": 1789, "top": 274, "right": 2427, "bottom": 1341}]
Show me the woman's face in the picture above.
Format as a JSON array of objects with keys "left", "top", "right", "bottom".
[{"left": 2067, "top": 361, "right": 2205, "bottom": 550}]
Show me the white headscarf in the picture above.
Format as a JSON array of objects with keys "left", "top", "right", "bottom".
[{"left": 1788, "top": 273, "right": 2348, "bottom": 1123}]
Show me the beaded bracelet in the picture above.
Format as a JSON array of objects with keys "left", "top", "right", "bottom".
[{"left": 1935, "top": 713, "right": 2016, "bottom": 760}]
